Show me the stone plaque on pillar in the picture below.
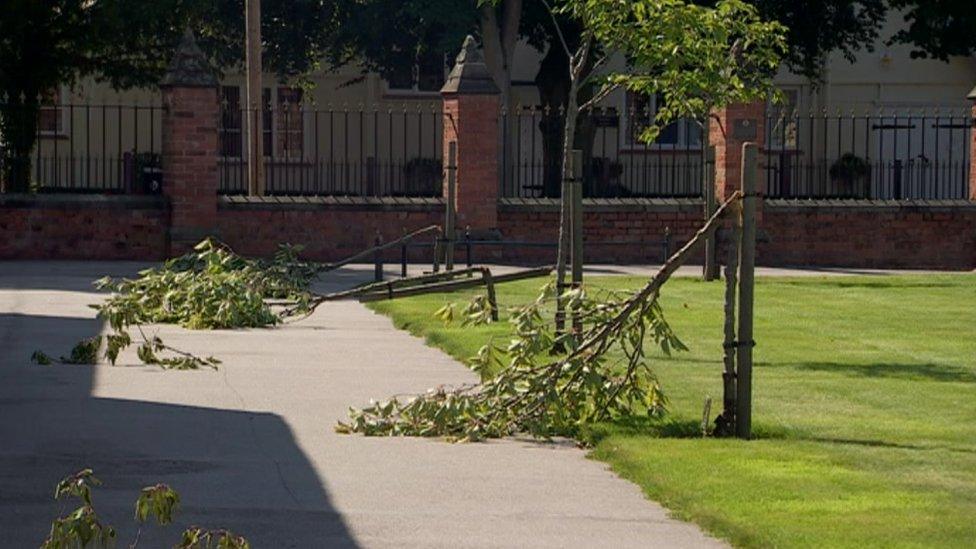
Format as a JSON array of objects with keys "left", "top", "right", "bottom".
[{"left": 732, "top": 118, "right": 758, "bottom": 140}]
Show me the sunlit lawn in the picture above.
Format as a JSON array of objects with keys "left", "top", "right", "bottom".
[{"left": 368, "top": 274, "right": 976, "bottom": 548}]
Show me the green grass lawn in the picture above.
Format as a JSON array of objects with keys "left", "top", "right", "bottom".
[{"left": 367, "top": 274, "right": 976, "bottom": 548}]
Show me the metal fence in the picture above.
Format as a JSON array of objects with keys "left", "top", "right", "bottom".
[
  {"left": 764, "top": 108, "right": 972, "bottom": 200},
  {"left": 218, "top": 104, "right": 444, "bottom": 197},
  {"left": 0, "top": 103, "right": 164, "bottom": 193},
  {"left": 500, "top": 107, "right": 706, "bottom": 199}
]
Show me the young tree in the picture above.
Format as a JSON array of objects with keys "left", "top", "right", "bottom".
[
  {"left": 0, "top": 0, "right": 335, "bottom": 193},
  {"left": 544, "top": 0, "right": 786, "bottom": 330}
]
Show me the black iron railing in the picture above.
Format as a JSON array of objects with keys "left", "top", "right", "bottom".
[
  {"left": 0, "top": 103, "right": 164, "bottom": 193},
  {"left": 219, "top": 105, "right": 444, "bottom": 197},
  {"left": 500, "top": 107, "right": 706, "bottom": 199},
  {"left": 764, "top": 108, "right": 973, "bottom": 200}
]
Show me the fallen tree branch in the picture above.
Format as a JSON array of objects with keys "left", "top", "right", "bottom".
[
  {"left": 337, "top": 193, "right": 742, "bottom": 440},
  {"left": 321, "top": 224, "right": 441, "bottom": 272}
]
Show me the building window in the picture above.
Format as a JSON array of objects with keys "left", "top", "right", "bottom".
[
  {"left": 768, "top": 88, "right": 799, "bottom": 150},
  {"left": 220, "top": 86, "right": 304, "bottom": 159},
  {"left": 276, "top": 87, "right": 303, "bottom": 158},
  {"left": 38, "top": 89, "right": 64, "bottom": 135},
  {"left": 386, "top": 51, "right": 448, "bottom": 94},
  {"left": 219, "top": 86, "right": 243, "bottom": 157},
  {"left": 624, "top": 91, "right": 701, "bottom": 149},
  {"left": 261, "top": 88, "right": 273, "bottom": 156}
]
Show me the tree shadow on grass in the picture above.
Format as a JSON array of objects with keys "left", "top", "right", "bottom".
[
  {"left": 580, "top": 415, "right": 976, "bottom": 456},
  {"left": 786, "top": 361, "right": 976, "bottom": 383},
  {"left": 768, "top": 278, "right": 961, "bottom": 290},
  {"left": 580, "top": 416, "right": 799, "bottom": 446}
]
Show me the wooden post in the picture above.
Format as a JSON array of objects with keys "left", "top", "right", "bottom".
[
  {"left": 245, "top": 0, "right": 265, "bottom": 196},
  {"left": 703, "top": 145, "right": 719, "bottom": 280},
  {"left": 570, "top": 149, "right": 584, "bottom": 333},
  {"left": 735, "top": 143, "right": 758, "bottom": 439},
  {"left": 445, "top": 141, "right": 457, "bottom": 271},
  {"left": 483, "top": 268, "right": 499, "bottom": 322}
]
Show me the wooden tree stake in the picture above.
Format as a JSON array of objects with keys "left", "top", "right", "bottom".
[
  {"left": 570, "top": 149, "right": 584, "bottom": 333},
  {"left": 735, "top": 142, "right": 758, "bottom": 439}
]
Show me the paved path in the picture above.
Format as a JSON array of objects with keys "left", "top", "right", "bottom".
[{"left": 0, "top": 261, "right": 725, "bottom": 548}]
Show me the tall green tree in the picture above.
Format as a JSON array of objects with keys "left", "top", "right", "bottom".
[{"left": 0, "top": 0, "right": 335, "bottom": 193}]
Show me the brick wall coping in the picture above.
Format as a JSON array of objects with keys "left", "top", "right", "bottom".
[
  {"left": 0, "top": 193, "right": 168, "bottom": 210},
  {"left": 218, "top": 195, "right": 445, "bottom": 212},
  {"left": 766, "top": 199, "right": 976, "bottom": 212},
  {"left": 499, "top": 197, "right": 703, "bottom": 213}
]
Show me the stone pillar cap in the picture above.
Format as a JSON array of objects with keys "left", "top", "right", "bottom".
[
  {"left": 441, "top": 35, "right": 500, "bottom": 95},
  {"left": 160, "top": 28, "right": 218, "bottom": 88}
]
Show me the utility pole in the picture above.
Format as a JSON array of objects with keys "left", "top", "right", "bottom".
[{"left": 245, "top": 0, "right": 265, "bottom": 196}]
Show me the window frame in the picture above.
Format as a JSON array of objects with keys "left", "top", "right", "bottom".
[
  {"left": 219, "top": 86, "right": 244, "bottom": 159},
  {"left": 383, "top": 52, "right": 449, "bottom": 97},
  {"left": 38, "top": 87, "right": 68, "bottom": 138},
  {"left": 767, "top": 87, "right": 801, "bottom": 151},
  {"left": 620, "top": 91, "right": 702, "bottom": 151},
  {"left": 218, "top": 85, "right": 309, "bottom": 161}
]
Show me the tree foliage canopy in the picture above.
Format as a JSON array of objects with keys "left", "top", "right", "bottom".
[
  {"left": 887, "top": 0, "right": 976, "bottom": 61},
  {"left": 560, "top": 0, "right": 786, "bottom": 140}
]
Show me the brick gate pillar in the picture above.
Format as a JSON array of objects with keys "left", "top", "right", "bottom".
[
  {"left": 160, "top": 29, "right": 220, "bottom": 255},
  {"left": 441, "top": 36, "right": 501, "bottom": 233},
  {"left": 968, "top": 86, "right": 976, "bottom": 200},
  {"left": 710, "top": 101, "right": 767, "bottom": 218}
]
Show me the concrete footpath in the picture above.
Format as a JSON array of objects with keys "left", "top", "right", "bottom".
[{"left": 0, "top": 262, "right": 754, "bottom": 547}]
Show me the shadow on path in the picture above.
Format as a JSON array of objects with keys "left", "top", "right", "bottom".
[{"left": 0, "top": 308, "right": 358, "bottom": 546}]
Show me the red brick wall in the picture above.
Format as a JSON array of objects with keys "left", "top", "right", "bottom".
[
  {"left": 215, "top": 198, "right": 443, "bottom": 261},
  {"left": 495, "top": 200, "right": 704, "bottom": 263},
  {"left": 0, "top": 195, "right": 168, "bottom": 260},
  {"left": 2, "top": 195, "right": 973, "bottom": 270},
  {"left": 970, "top": 103, "right": 976, "bottom": 201},
  {"left": 761, "top": 201, "right": 976, "bottom": 269}
]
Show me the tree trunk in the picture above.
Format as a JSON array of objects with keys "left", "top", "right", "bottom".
[
  {"left": 479, "top": 0, "right": 521, "bottom": 195},
  {"left": 553, "top": 90, "right": 579, "bottom": 336},
  {"left": 536, "top": 46, "right": 569, "bottom": 198},
  {"left": 534, "top": 46, "right": 597, "bottom": 199},
  {"left": 0, "top": 93, "right": 39, "bottom": 193}
]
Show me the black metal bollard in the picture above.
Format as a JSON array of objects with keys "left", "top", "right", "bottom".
[
  {"left": 374, "top": 233, "right": 383, "bottom": 282},
  {"left": 465, "top": 226, "right": 473, "bottom": 268},
  {"left": 663, "top": 226, "right": 672, "bottom": 263},
  {"left": 401, "top": 244, "right": 408, "bottom": 278}
]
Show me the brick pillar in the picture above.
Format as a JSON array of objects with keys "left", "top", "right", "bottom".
[
  {"left": 441, "top": 36, "right": 500, "bottom": 233},
  {"left": 969, "top": 86, "right": 976, "bottom": 200},
  {"left": 710, "top": 101, "right": 767, "bottom": 211},
  {"left": 160, "top": 29, "right": 219, "bottom": 255}
]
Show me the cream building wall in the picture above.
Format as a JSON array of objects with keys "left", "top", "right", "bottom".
[{"left": 26, "top": 10, "right": 975, "bottom": 197}]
